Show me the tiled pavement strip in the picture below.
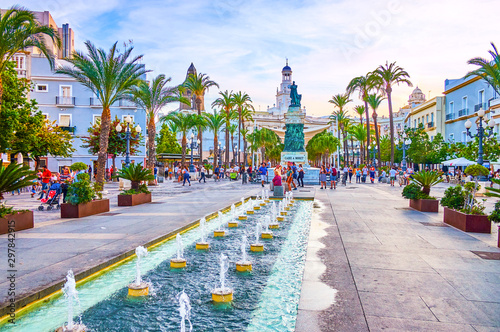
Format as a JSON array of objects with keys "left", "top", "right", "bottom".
[
  {"left": 296, "top": 182, "right": 500, "bottom": 332},
  {"left": 0, "top": 178, "right": 261, "bottom": 316}
]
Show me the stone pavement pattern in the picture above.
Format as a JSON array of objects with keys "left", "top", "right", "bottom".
[
  {"left": 0, "top": 178, "right": 260, "bottom": 312},
  {"left": 297, "top": 182, "right": 500, "bottom": 332}
]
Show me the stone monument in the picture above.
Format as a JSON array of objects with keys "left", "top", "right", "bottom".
[{"left": 281, "top": 81, "right": 308, "bottom": 165}]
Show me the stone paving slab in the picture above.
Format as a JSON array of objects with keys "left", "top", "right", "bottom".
[{"left": 0, "top": 179, "right": 260, "bottom": 316}]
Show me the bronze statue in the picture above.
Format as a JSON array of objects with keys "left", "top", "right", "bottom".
[{"left": 289, "top": 81, "right": 301, "bottom": 107}]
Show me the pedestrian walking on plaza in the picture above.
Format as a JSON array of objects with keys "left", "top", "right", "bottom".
[
  {"left": 259, "top": 162, "right": 268, "bottom": 187},
  {"left": 319, "top": 165, "right": 327, "bottom": 189},
  {"left": 389, "top": 167, "right": 397, "bottom": 186},
  {"left": 330, "top": 166, "right": 337, "bottom": 189},
  {"left": 369, "top": 166, "right": 375, "bottom": 183},
  {"left": 214, "top": 165, "right": 220, "bottom": 181},
  {"left": 241, "top": 165, "right": 247, "bottom": 184},
  {"left": 298, "top": 164, "right": 304, "bottom": 187},
  {"left": 247, "top": 165, "right": 253, "bottom": 182},
  {"left": 38, "top": 166, "right": 51, "bottom": 200},
  {"left": 182, "top": 166, "right": 191, "bottom": 186},
  {"left": 348, "top": 166, "right": 353, "bottom": 183},
  {"left": 199, "top": 166, "right": 206, "bottom": 183},
  {"left": 362, "top": 166, "right": 368, "bottom": 183}
]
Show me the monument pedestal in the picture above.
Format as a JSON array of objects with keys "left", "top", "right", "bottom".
[{"left": 281, "top": 151, "right": 308, "bottom": 166}]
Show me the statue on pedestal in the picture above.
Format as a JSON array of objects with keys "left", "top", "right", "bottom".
[{"left": 289, "top": 81, "right": 301, "bottom": 108}]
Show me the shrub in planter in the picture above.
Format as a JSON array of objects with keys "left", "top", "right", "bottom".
[
  {"left": 411, "top": 170, "right": 443, "bottom": 196},
  {"left": 62, "top": 173, "right": 108, "bottom": 218},
  {"left": 66, "top": 173, "right": 95, "bottom": 205},
  {"left": 70, "top": 162, "right": 88, "bottom": 172},
  {"left": 116, "top": 163, "right": 154, "bottom": 191},
  {"left": 402, "top": 183, "right": 429, "bottom": 200}
]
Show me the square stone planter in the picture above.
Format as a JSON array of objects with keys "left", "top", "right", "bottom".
[
  {"left": 0, "top": 210, "right": 34, "bottom": 235},
  {"left": 61, "top": 199, "right": 110, "bottom": 218},
  {"left": 118, "top": 192, "right": 152, "bottom": 206},
  {"left": 443, "top": 207, "right": 491, "bottom": 233},
  {"left": 409, "top": 199, "right": 439, "bottom": 212}
]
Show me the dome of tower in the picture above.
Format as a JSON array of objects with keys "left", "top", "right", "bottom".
[
  {"left": 282, "top": 59, "right": 292, "bottom": 72},
  {"left": 408, "top": 86, "right": 425, "bottom": 106}
]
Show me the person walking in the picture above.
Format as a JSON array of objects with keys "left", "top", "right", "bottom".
[
  {"left": 348, "top": 166, "right": 354, "bottom": 183},
  {"left": 182, "top": 166, "right": 191, "bottom": 186},
  {"left": 298, "top": 164, "right": 304, "bottom": 187},
  {"left": 247, "top": 165, "right": 253, "bottom": 182},
  {"left": 240, "top": 165, "right": 247, "bottom": 184},
  {"left": 389, "top": 167, "right": 397, "bottom": 186},
  {"left": 362, "top": 165, "right": 368, "bottom": 183},
  {"left": 319, "top": 165, "right": 327, "bottom": 189},
  {"left": 258, "top": 162, "right": 268, "bottom": 187},
  {"left": 369, "top": 166, "right": 375, "bottom": 184},
  {"left": 199, "top": 165, "right": 206, "bottom": 183},
  {"left": 330, "top": 165, "right": 337, "bottom": 189},
  {"left": 355, "top": 168, "right": 361, "bottom": 183},
  {"left": 38, "top": 166, "right": 51, "bottom": 200}
]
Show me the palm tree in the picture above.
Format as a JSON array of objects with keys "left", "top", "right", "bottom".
[
  {"left": 465, "top": 42, "right": 500, "bottom": 96},
  {"left": 240, "top": 127, "right": 250, "bottom": 166},
  {"left": 349, "top": 123, "right": 368, "bottom": 165},
  {"left": 183, "top": 73, "right": 219, "bottom": 166},
  {"left": 366, "top": 94, "right": 385, "bottom": 167},
  {"left": 231, "top": 91, "right": 254, "bottom": 164},
  {"left": 328, "top": 93, "right": 351, "bottom": 166},
  {"left": 129, "top": 74, "right": 190, "bottom": 175},
  {"left": 211, "top": 90, "right": 235, "bottom": 167},
  {"left": 204, "top": 111, "right": 225, "bottom": 170},
  {"left": 57, "top": 41, "right": 147, "bottom": 184},
  {"left": 347, "top": 74, "right": 377, "bottom": 162},
  {"left": 353, "top": 105, "right": 365, "bottom": 125},
  {"left": 160, "top": 112, "right": 198, "bottom": 167},
  {"left": 329, "top": 109, "right": 350, "bottom": 165},
  {"left": 0, "top": 6, "right": 61, "bottom": 108},
  {"left": 240, "top": 107, "right": 254, "bottom": 166},
  {"left": 373, "top": 62, "right": 412, "bottom": 165}
]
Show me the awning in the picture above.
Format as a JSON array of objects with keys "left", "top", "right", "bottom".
[{"left": 441, "top": 157, "right": 476, "bottom": 167}]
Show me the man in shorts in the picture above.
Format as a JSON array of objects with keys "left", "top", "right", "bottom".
[
  {"left": 389, "top": 167, "right": 397, "bottom": 187},
  {"left": 258, "top": 162, "right": 268, "bottom": 187},
  {"left": 330, "top": 166, "right": 337, "bottom": 189}
]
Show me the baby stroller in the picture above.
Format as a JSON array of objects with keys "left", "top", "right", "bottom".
[{"left": 38, "top": 183, "right": 61, "bottom": 211}]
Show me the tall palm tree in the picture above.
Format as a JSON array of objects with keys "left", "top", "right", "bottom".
[
  {"left": 354, "top": 105, "right": 365, "bottom": 126},
  {"left": 204, "top": 111, "right": 225, "bottom": 170},
  {"left": 231, "top": 91, "right": 254, "bottom": 164},
  {"left": 57, "top": 41, "right": 147, "bottom": 184},
  {"left": 349, "top": 123, "right": 368, "bottom": 165},
  {"left": 347, "top": 74, "right": 377, "bottom": 162},
  {"left": 240, "top": 107, "right": 254, "bottom": 166},
  {"left": 0, "top": 6, "right": 61, "bottom": 108},
  {"left": 130, "top": 74, "right": 189, "bottom": 174},
  {"left": 373, "top": 62, "right": 412, "bottom": 165},
  {"left": 224, "top": 123, "right": 238, "bottom": 164},
  {"left": 465, "top": 42, "right": 500, "bottom": 96},
  {"left": 212, "top": 90, "right": 235, "bottom": 167},
  {"left": 183, "top": 73, "right": 219, "bottom": 166},
  {"left": 328, "top": 93, "right": 351, "bottom": 115},
  {"left": 366, "top": 94, "right": 385, "bottom": 167},
  {"left": 161, "top": 112, "right": 198, "bottom": 166},
  {"left": 328, "top": 109, "right": 350, "bottom": 165},
  {"left": 328, "top": 93, "right": 351, "bottom": 166}
]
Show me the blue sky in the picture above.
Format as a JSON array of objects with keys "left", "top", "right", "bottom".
[{"left": 6, "top": 0, "right": 500, "bottom": 116}]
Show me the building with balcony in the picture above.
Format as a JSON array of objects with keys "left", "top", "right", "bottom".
[
  {"left": 406, "top": 96, "right": 446, "bottom": 140},
  {"left": 443, "top": 75, "right": 498, "bottom": 144}
]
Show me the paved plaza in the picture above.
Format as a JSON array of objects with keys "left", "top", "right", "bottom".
[{"left": 1, "top": 179, "right": 500, "bottom": 331}]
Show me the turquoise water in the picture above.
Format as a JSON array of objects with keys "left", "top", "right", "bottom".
[{"left": 3, "top": 200, "right": 312, "bottom": 331}]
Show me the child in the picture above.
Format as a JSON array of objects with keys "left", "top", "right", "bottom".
[{"left": 31, "top": 182, "right": 37, "bottom": 198}]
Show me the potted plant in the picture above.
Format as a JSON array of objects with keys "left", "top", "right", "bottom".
[
  {"left": 486, "top": 178, "right": 500, "bottom": 247},
  {"left": 0, "top": 163, "right": 37, "bottom": 234},
  {"left": 61, "top": 172, "right": 109, "bottom": 218},
  {"left": 441, "top": 164, "right": 490, "bottom": 233},
  {"left": 116, "top": 163, "right": 154, "bottom": 206},
  {"left": 401, "top": 170, "right": 442, "bottom": 212}
]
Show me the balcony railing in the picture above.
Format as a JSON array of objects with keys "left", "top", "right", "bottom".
[
  {"left": 458, "top": 108, "right": 469, "bottom": 117},
  {"left": 119, "top": 99, "right": 136, "bottom": 108},
  {"left": 474, "top": 103, "right": 488, "bottom": 112},
  {"left": 55, "top": 96, "right": 75, "bottom": 107},
  {"left": 59, "top": 126, "right": 76, "bottom": 134},
  {"left": 90, "top": 97, "right": 102, "bottom": 108},
  {"left": 445, "top": 113, "right": 454, "bottom": 121},
  {"left": 427, "top": 122, "right": 434, "bottom": 128}
]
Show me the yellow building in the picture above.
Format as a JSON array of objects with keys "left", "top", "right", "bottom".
[{"left": 406, "top": 96, "right": 446, "bottom": 140}]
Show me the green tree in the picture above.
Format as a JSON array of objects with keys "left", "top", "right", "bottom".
[
  {"left": 204, "top": 111, "right": 225, "bottom": 169},
  {"left": 232, "top": 91, "right": 254, "bottom": 164},
  {"left": 247, "top": 128, "right": 280, "bottom": 164},
  {"left": 328, "top": 109, "right": 350, "bottom": 165},
  {"left": 224, "top": 123, "right": 238, "bottom": 164},
  {"left": 0, "top": 6, "right": 61, "bottom": 108},
  {"left": 56, "top": 41, "right": 147, "bottom": 184},
  {"left": 306, "top": 130, "right": 340, "bottom": 165},
  {"left": 212, "top": 90, "right": 236, "bottom": 167},
  {"left": 373, "top": 62, "right": 413, "bottom": 165},
  {"left": 426, "top": 133, "right": 449, "bottom": 164},
  {"left": 183, "top": 72, "right": 219, "bottom": 166},
  {"left": 240, "top": 107, "right": 254, "bottom": 166},
  {"left": 30, "top": 120, "right": 75, "bottom": 169},
  {"left": 129, "top": 74, "right": 189, "bottom": 174},
  {"left": 161, "top": 112, "right": 198, "bottom": 166},
  {"left": 348, "top": 123, "right": 368, "bottom": 164},
  {"left": 366, "top": 94, "right": 385, "bottom": 167},
  {"left": 465, "top": 42, "right": 500, "bottom": 95},
  {"left": 81, "top": 116, "right": 142, "bottom": 174},
  {"left": 156, "top": 122, "right": 182, "bottom": 155}
]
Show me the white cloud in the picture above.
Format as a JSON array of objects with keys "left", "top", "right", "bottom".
[{"left": 7, "top": 0, "right": 500, "bottom": 117}]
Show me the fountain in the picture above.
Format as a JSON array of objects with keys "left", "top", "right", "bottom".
[
  {"left": 250, "top": 223, "right": 264, "bottom": 252},
  {"left": 196, "top": 217, "right": 209, "bottom": 250},
  {"left": 235, "top": 235, "right": 252, "bottom": 272},
  {"left": 238, "top": 197, "right": 248, "bottom": 220},
  {"left": 261, "top": 216, "right": 273, "bottom": 239},
  {"left": 56, "top": 270, "right": 86, "bottom": 332},
  {"left": 247, "top": 198, "right": 255, "bottom": 215},
  {"left": 268, "top": 207, "right": 279, "bottom": 230},
  {"left": 228, "top": 204, "right": 239, "bottom": 228},
  {"left": 211, "top": 253, "right": 233, "bottom": 303},
  {"left": 214, "top": 211, "right": 225, "bottom": 237},
  {"left": 178, "top": 290, "right": 193, "bottom": 332},
  {"left": 276, "top": 201, "right": 285, "bottom": 221},
  {"left": 170, "top": 234, "right": 187, "bottom": 268},
  {"left": 264, "top": 189, "right": 270, "bottom": 203},
  {"left": 280, "top": 200, "right": 288, "bottom": 216},
  {"left": 127, "top": 246, "right": 149, "bottom": 296},
  {"left": 259, "top": 192, "right": 266, "bottom": 206}
]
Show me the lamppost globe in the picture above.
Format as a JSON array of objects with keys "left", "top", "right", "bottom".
[
  {"left": 135, "top": 125, "right": 141, "bottom": 133},
  {"left": 405, "top": 138, "right": 412, "bottom": 145},
  {"left": 116, "top": 124, "right": 122, "bottom": 132},
  {"left": 464, "top": 119, "right": 472, "bottom": 129},
  {"left": 477, "top": 108, "right": 485, "bottom": 118},
  {"left": 488, "top": 119, "right": 496, "bottom": 128},
  {"left": 125, "top": 116, "right": 132, "bottom": 123}
]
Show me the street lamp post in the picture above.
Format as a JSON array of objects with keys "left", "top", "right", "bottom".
[
  {"left": 370, "top": 144, "right": 377, "bottom": 166},
  {"left": 218, "top": 142, "right": 225, "bottom": 168},
  {"left": 189, "top": 133, "right": 200, "bottom": 172},
  {"left": 396, "top": 133, "right": 411, "bottom": 171},
  {"left": 464, "top": 108, "right": 495, "bottom": 165},
  {"left": 116, "top": 116, "right": 141, "bottom": 167}
]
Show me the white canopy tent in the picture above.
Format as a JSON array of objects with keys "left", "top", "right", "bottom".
[{"left": 441, "top": 157, "right": 476, "bottom": 167}]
